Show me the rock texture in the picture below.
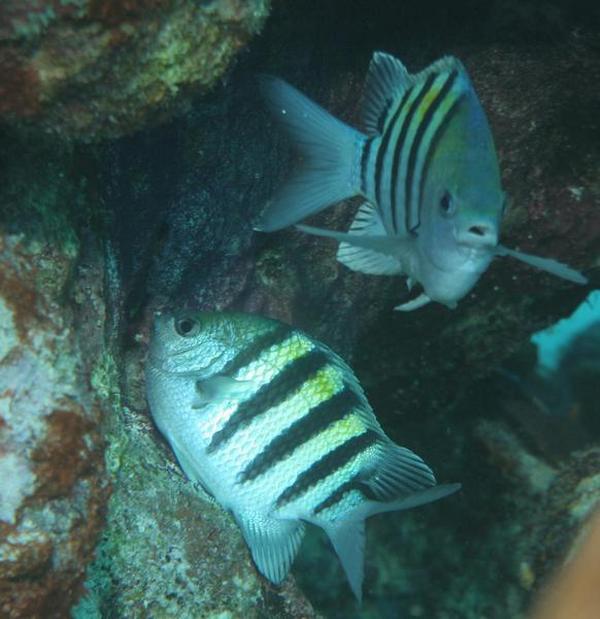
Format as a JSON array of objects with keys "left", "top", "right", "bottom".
[
  {"left": 0, "top": 0, "right": 271, "bottom": 140},
  {"left": 0, "top": 231, "right": 109, "bottom": 618}
]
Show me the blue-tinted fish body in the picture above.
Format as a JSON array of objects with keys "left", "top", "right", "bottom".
[
  {"left": 146, "top": 310, "right": 459, "bottom": 599},
  {"left": 256, "top": 52, "right": 586, "bottom": 310}
]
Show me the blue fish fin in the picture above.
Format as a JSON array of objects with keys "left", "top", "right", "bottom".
[
  {"left": 193, "top": 375, "right": 258, "bottom": 408},
  {"left": 337, "top": 202, "right": 405, "bottom": 275},
  {"left": 495, "top": 245, "right": 588, "bottom": 285},
  {"left": 359, "top": 483, "right": 462, "bottom": 520},
  {"left": 394, "top": 293, "right": 433, "bottom": 312},
  {"left": 297, "top": 223, "right": 409, "bottom": 258},
  {"left": 167, "top": 439, "right": 217, "bottom": 502},
  {"left": 366, "top": 440, "right": 437, "bottom": 500},
  {"left": 358, "top": 441, "right": 460, "bottom": 516},
  {"left": 255, "top": 76, "right": 365, "bottom": 231},
  {"left": 235, "top": 514, "right": 305, "bottom": 584},
  {"left": 363, "top": 53, "right": 469, "bottom": 136},
  {"left": 322, "top": 518, "right": 366, "bottom": 602},
  {"left": 362, "top": 52, "right": 410, "bottom": 134}
]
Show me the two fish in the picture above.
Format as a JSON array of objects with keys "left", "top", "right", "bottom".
[
  {"left": 146, "top": 310, "right": 459, "bottom": 601},
  {"left": 145, "top": 52, "right": 589, "bottom": 601},
  {"left": 255, "top": 52, "right": 587, "bottom": 310}
]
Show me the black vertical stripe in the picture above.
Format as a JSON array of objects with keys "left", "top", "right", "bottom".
[
  {"left": 389, "top": 72, "right": 438, "bottom": 233},
  {"left": 373, "top": 88, "right": 413, "bottom": 209},
  {"left": 404, "top": 70, "right": 458, "bottom": 232},
  {"left": 375, "top": 97, "right": 393, "bottom": 134},
  {"left": 360, "top": 137, "right": 373, "bottom": 194},
  {"left": 275, "top": 430, "right": 379, "bottom": 508},
  {"left": 219, "top": 323, "right": 291, "bottom": 377},
  {"left": 207, "top": 348, "right": 330, "bottom": 453},
  {"left": 238, "top": 387, "right": 364, "bottom": 483},
  {"left": 312, "top": 475, "right": 374, "bottom": 515},
  {"left": 416, "top": 98, "right": 462, "bottom": 231}
]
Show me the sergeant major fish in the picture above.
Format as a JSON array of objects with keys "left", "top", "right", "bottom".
[
  {"left": 145, "top": 310, "right": 460, "bottom": 600},
  {"left": 255, "top": 52, "right": 587, "bottom": 311}
]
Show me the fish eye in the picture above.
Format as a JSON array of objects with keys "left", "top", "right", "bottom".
[
  {"left": 439, "top": 191, "right": 455, "bottom": 216},
  {"left": 175, "top": 317, "right": 197, "bottom": 337}
]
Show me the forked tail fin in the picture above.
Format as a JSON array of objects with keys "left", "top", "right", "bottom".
[{"left": 255, "top": 76, "right": 365, "bottom": 231}]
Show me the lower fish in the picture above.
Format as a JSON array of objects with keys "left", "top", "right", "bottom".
[{"left": 145, "top": 310, "right": 460, "bottom": 600}]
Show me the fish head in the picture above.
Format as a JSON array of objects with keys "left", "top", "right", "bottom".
[
  {"left": 148, "top": 310, "right": 239, "bottom": 375},
  {"left": 416, "top": 85, "right": 506, "bottom": 304}
]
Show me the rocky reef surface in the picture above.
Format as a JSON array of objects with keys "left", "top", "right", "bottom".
[
  {"left": 0, "top": 0, "right": 271, "bottom": 140},
  {"left": 0, "top": 137, "right": 110, "bottom": 617},
  {"left": 0, "top": 0, "right": 599, "bottom": 617}
]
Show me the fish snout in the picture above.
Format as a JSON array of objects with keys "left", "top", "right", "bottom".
[
  {"left": 150, "top": 311, "right": 174, "bottom": 340},
  {"left": 455, "top": 222, "right": 498, "bottom": 248}
]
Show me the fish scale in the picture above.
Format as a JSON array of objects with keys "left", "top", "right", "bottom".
[{"left": 146, "top": 310, "right": 460, "bottom": 600}]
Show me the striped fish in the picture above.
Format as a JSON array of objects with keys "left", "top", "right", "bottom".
[
  {"left": 146, "top": 310, "right": 460, "bottom": 600},
  {"left": 255, "top": 52, "right": 587, "bottom": 310}
]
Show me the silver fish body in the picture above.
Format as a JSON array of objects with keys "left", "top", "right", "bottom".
[
  {"left": 146, "top": 310, "right": 459, "bottom": 599},
  {"left": 256, "top": 51, "right": 587, "bottom": 310}
]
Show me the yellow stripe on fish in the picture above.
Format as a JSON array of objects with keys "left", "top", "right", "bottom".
[{"left": 224, "top": 364, "right": 347, "bottom": 477}]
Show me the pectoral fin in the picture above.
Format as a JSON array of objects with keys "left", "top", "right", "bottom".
[
  {"left": 193, "top": 375, "right": 258, "bottom": 408},
  {"left": 496, "top": 245, "right": 588, "bottom": 285}
]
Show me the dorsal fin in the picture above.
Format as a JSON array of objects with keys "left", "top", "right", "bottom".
[
  {"left": 361, "top": 52, "right": 410, "bottom": 135},
  {"left": 413, "top": 55, "right": 469, "bottom": 83},
  {"left": 361, "top": 53, "right": 468, "bottom": 137}
]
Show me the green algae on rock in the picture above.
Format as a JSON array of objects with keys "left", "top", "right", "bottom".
[{"left": 0, "top": 0, "right": 272, "bottom": 141}]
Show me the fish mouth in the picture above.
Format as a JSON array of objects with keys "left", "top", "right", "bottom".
[
  {"left": 456, "top": 241, "right": 496, "bottom": 260},
  {"left": 428, "top": 241, "right": 492, "bottom": 271},
  {"left": 147, "top": 346, "right": 224, "bottom": 379}
]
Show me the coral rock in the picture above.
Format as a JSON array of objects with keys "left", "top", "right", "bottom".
[
  {"left": 0, "top": 234, "right": 109, "bottom": 619},
  {"left": 0, "top": 0, "right": 271, "bottom": 140}
]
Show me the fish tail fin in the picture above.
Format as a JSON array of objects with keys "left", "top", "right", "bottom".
[
  {"left": 255, "top": 76, "right": 365, "bottom": 231},
  {"left": 322, "top": 519, "right": 366, "bottom": 603},
  {"left": 358, "top": 441, "right": 461, "bottom": 517},
  {"left": 319, "top": 441, "right": 460, "bottom": 601},
  {"left": 323, "top": 484, "right": 459, "bottom": 601}
]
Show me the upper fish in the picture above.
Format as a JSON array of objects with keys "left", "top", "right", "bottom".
[
  {"left": 145, "top": 310, "right": 460, "bottom": 600},
  {"left": 255, "top": 51, "right": 587, "bottom": 310}
]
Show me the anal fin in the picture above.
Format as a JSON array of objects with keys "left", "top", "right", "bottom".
[{"left": 236, "top": 514, "right": 305, "bottom": 585}]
